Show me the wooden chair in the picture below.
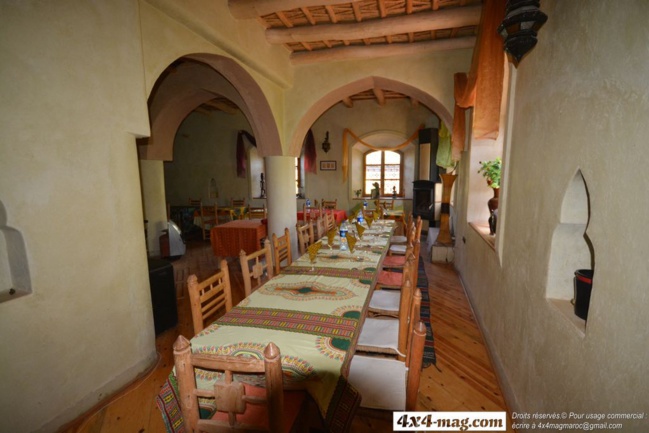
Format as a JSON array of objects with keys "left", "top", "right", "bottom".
[
  {"left": 383, "top": 239, "right": 421, "bottom": 270},
  {"left": 199, "top": 203, "right": 217, "bottom": 241},
  {"left": 348, "top": 321, "right": 426, "bottom": 411},
  {"left": 356, "top": 283, "right": 421, "bottom": 362},
  {"left": 216, "top": 204, "right": 233, "bottom": 224},
  {"left": 380, "top": 200, "right": 395, "bottom": 210},
  {"left": 377, "top": 250, "right": 417, "bottom": 290},
  {"left": 189, "top": 198, "right": 202, "bottom": 207},
  {"left": 272, "top": 228, "right": 293, "bottom": 275},
  {"left": 390, "top": 212, "right": 412, "bottom": 243},
  {"left": 248, "top": 204, "right": 267, "bottom": 219},
  {"left": 321, "top": 198, "right": 337, "bottom": 210},
  {"left": 301, "top": 203, "right": 318, "bottom": 225},
  {"left": 295, "top": 223, "right": 314, "bottom": 255},
  {"left": 231, "top": 198, "right": 248, "bottom": 219},
  {"left": 173, "top": 335, "right": 308, "bottom": 433},
  {"left": 231, "top": 197, "right": 247, "bottom": 207},
  {"left": 324, "top": 211, "right": 336, "bottom": 232},
  {"left": 370, "top": 254, "right": 417, "bottom": 318},
  {"left": 313, "top": 216, "right": 326, "bottom": 241},
  {"left": 239, "top": 239, "right": 274, "bottom": 298},
  {"left": 187, "top": 260, "right": 233, "bottom": 335},
  {"left": 390, "top": 217, "right": 421, "bottom": 255}
]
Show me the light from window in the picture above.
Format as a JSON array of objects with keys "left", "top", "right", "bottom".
[{"left": 364, "top": 150, "right": 402, "bottom": 196}]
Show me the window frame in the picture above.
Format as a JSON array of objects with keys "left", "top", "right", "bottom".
[{"left": 362, "top": 149, "right": 404, "bottom": 197}]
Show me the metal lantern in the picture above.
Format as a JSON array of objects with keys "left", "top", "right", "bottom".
[{"left": 497, "top": 0, "right": 548, "bottom": 66}]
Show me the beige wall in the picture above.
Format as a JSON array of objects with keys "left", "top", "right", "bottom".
[
  {"left": 165, "top": 110, "right": 253, "bottom": 208},
  {"left": 454, "top": 1, "right": 649, "bottom": 428},
  {"left": 0, "top": 2, "right": 155, "bottom": 432}
]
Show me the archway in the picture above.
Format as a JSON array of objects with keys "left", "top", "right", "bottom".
[
  {"left": 139, "top": 54, "right": 281, "bottom": 255},
  {"left": 140, "top": 53, "right": 281, "bottom": 161},
  {"left": 287, "top": 76, "right": 453, "bottom": 156}
]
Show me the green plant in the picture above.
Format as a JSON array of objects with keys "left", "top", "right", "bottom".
[{"left": 478, "top": 157, "right": 501, "bottom": 189}]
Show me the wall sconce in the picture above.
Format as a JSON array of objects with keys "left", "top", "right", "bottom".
[
  {"left": 498, "top": 0, "right": 548, "bottom": 67},
  {"left": 321, "top": 131, "right": 331, "bottom": 153}
]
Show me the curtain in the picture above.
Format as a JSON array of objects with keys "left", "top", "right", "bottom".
[
  {"left": 452, "top": 0, "right": 506, "bottom": 161},
  {"left": 303, "top": 129, "right": 317, "bottom": 174},
  {"left": 436, "top": 122, "right": 453, "bottom": 169},
  {"left": 236, "top": 131, "right": 257, "bottom": 178}
]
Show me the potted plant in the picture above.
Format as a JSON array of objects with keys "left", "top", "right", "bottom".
[
  {"left": 478, "top": 157, "right": 501, "bottom": 190},
  {"left": 354, "top": 189, "right": 362, "bottom": 198},
  {"left": 478, "top": 157, "right": 502, "bottom": 234}
]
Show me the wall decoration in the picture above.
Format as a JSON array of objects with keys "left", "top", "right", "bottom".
[{"left": 320, "top": 161, "right": 336, "bottom": 171}]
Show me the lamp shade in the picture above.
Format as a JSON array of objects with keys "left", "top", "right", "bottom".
[{"left": 498, "top": 0, "right": 548, "bottom": 66}]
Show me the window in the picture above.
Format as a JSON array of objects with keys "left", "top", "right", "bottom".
[{"left": 363, "top": 150, "right": 403, "bottom": 196}]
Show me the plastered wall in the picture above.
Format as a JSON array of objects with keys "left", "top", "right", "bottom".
[
  {"left": 453, "top": 1, "right": 649, "bottom": 428},
  {"left": 0, "top": 2, "right": 155, "bottom": 432}
]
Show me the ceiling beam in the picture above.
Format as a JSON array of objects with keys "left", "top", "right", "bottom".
[
  {"left": 266, "top": 5, "right": 481, "bottom": 44},
  {"left": 228, "top": 0, "right": 350, "bottom": 19},
  {"left": 373, "top": 87, "right": 386, "bottom": 106},
  {"left": 290, "top": 36, "right": 476, "bottom": 64}
]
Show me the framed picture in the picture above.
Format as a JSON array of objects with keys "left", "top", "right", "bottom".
[{"left": 320, "top": 160, "right": 337, "bottom": 171}]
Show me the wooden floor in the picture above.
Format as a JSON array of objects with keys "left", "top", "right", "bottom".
[{"left": 60, "top": 236, "right": 515, "bottom": 433}]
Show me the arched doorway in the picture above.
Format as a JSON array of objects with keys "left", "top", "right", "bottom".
[{"left": 139, "top": 54, "right": 280, "bottom": 255}]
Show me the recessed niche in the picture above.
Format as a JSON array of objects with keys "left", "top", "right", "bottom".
[
  {"left": 0, "top": 200, "right": 32, "bottom": 303},
  {"left": 547, "top": 170, "right": 594, "bottom": 329}
]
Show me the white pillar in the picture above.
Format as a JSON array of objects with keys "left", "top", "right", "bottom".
[{"left": 265, "top": 156, "right": 298, "bottom": 255}]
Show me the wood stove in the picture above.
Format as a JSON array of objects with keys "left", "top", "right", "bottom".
[{"left": 413, "top": 180, "right": 436, "bottom": 222}]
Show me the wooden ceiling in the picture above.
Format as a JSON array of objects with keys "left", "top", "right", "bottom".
[
  {"left": 229, "top": 0, "right": 482, "bottom": 64},
  {"left": 198, "top": 0, "right": 483, "bottom": 112}
]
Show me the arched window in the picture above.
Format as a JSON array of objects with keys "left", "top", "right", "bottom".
[{"left": 363, "top": 150, "right": 403, "bottom": 196}]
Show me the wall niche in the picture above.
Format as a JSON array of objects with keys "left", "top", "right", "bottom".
[
  {"left": 546, "top": 170, "right": 594, "bottom": 331},
  {"left": 0, "top": 200, "right": 32, "bottom": 302}
]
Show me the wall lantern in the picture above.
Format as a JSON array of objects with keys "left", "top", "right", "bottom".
[
  {"left": 321, "top": 131, "right": 331, "bottom": 153},
  {"left": 497, "top": 0, "right": 548, "bottom": 67}
]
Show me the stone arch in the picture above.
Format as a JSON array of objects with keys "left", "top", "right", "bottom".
[
  {"left": 139, "top": 53, "right": 281, "bottom": 161},
  {"left": 287, "top": 76, "right": 453, "bottom": 156}
]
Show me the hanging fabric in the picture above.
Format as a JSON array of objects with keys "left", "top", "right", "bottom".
[
  {"left": 303, "top": 129, "right": 317, "bottom": 174},
  {"left": 436, "top": 122, "right": 454, "bottom": 169},
  {"left": 236, "top": 131, "right": 257, "bottom": 178},
  {"left": 341, "top": 124, "right": 424, "bottom": 183},
  {"left": 452, "top": 0, "right": 506, "bottom": 161}
]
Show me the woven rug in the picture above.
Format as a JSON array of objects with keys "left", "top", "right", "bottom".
[{"left": 417, "top": 255, "right": 437, "bottom": 368}]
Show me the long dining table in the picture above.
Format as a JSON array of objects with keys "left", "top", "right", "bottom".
[{"left": 157, "top": 216, "right": 395, "bottom": 433}]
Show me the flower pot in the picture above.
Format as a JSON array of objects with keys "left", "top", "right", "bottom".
[
  {"left": 573, "top": 269, "right": 593, "bottom": 320},
  {"left": 488, "top": 187, "right": 500, "bottom": 213}
]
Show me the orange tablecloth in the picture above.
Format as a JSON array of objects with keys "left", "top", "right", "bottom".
[
  {"left": 210, "top": 219, "right": 267, "bottom": 257},
  {"left": 297, "top": 209, "right": 347, "bottom": 224}
]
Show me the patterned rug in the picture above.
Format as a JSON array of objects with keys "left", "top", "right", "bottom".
[{"left": 417, "top": 256, "right": 437, "bottom": 368}]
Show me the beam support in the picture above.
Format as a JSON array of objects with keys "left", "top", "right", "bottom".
[
  {"left": 266, "top": 5, "right": 481, "bottom": 44},
  {"left": 291, "top": 36, "right": 476, "bottom": 64}
]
